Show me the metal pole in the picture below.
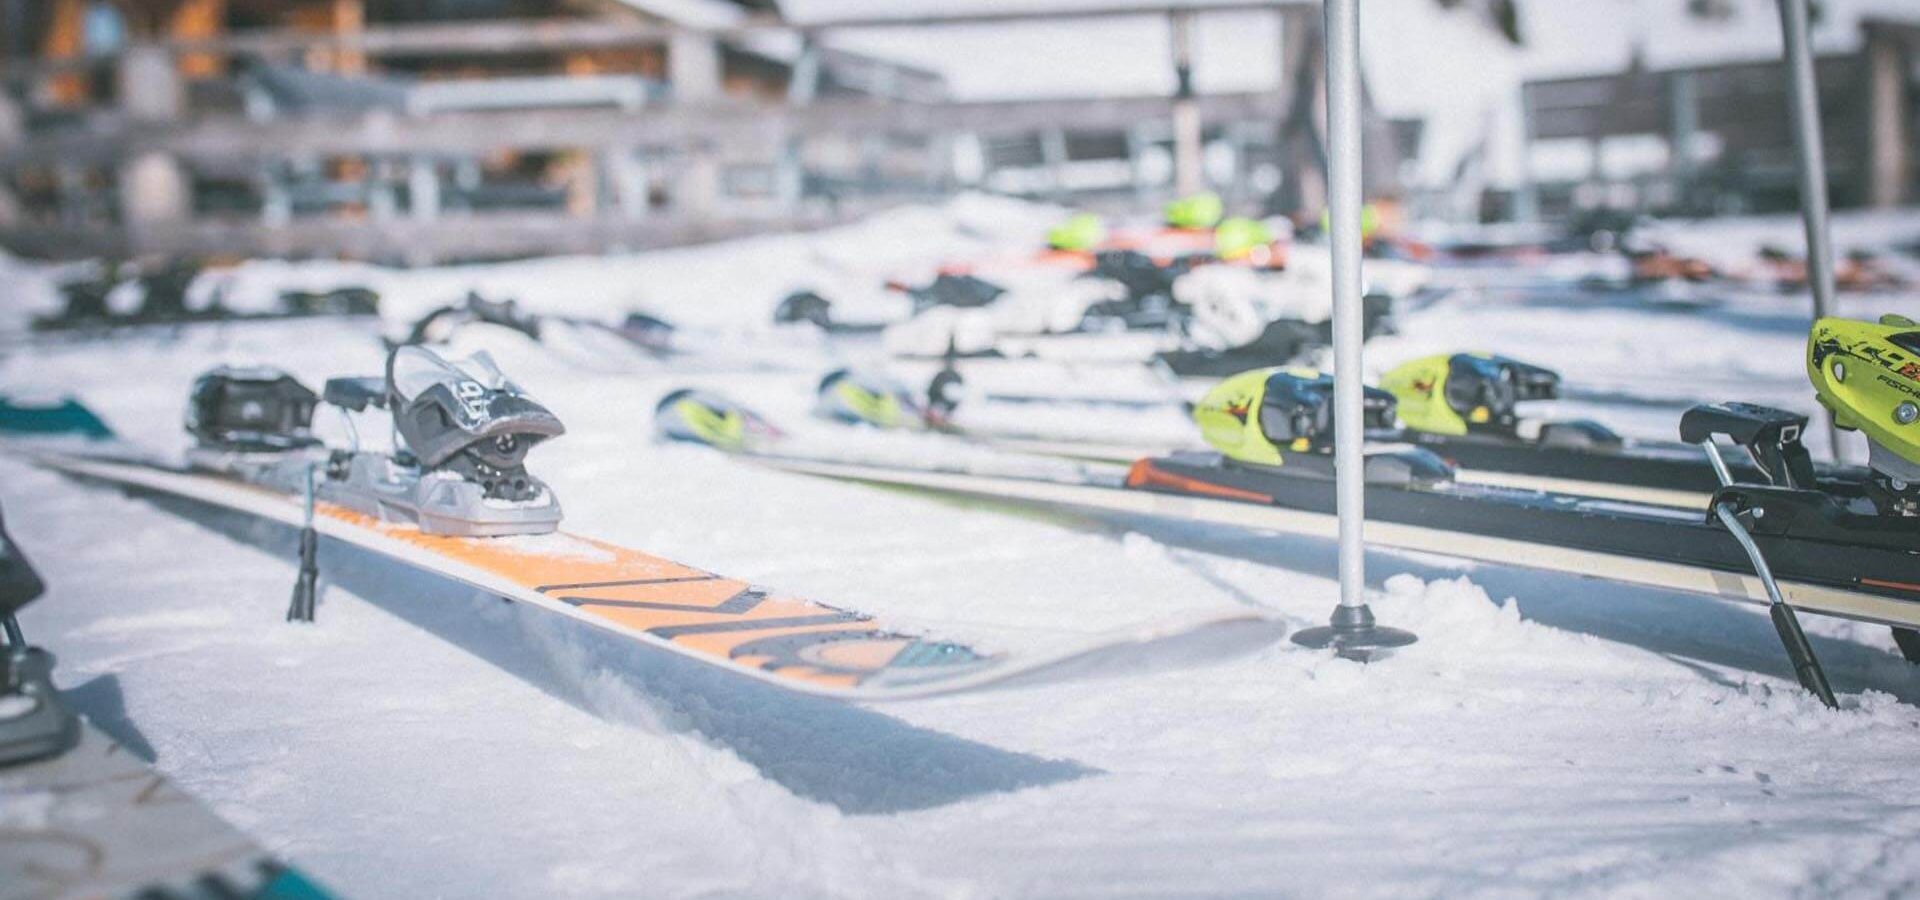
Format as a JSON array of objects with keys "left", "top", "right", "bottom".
[
  {"left": 1776, "top": 0, "right": 1845, "bottom": 459},
  {"left": 1290, "top": 0, "right": 1414, "bottom": 659},
  {"left": 1325, "top": 0, "right": 1365, "bottom": 617},
  {"left": 1170, "top": 11, "right": 1204, "bottom": 199}
]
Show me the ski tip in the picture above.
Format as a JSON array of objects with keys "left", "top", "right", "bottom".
[
  {"left": 654, "top": 388, "right": 781, "bottom": 452},
  {"left": 0, "top": 394, "right": 116, "bottom": 442}
]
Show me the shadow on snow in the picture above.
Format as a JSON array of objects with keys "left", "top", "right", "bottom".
[{"left": 106, "top": 490, "right": 1093, "bottom": 816}]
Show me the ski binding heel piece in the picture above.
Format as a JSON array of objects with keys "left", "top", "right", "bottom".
[
  {"left": 322, "top": 376, "right": 389, "bottom": 412},
  {"left": 1679, "top": 402, "right": 1817, "bottom": 489}
]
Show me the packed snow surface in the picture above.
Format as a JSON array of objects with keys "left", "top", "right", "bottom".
[{"left": 5, "top": 197, "right": 1920, "bottom": 898}]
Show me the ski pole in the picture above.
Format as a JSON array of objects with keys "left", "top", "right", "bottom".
[
  {"left": 1775, "top": 0, "right": 1846, "bottom": 462},
  {"left": 2, "top": 615, "right": 24, "bottom": 691},
  {"left": 1698, "top": 440, "right": 1837, "bottom": 708},
  {"left": 287, "top": 461, "right": 320, "bottom": 623}
]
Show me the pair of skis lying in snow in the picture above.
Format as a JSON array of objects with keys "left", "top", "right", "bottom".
[
  {"left": 659, "top": 321, "right": 1920, "bottom": 697},
  {"left": 1, "top": 347, "right": 1283, "bottom": 704},
  {"left": 3, "top": 347, "right": 1281, "bottom": 896}
]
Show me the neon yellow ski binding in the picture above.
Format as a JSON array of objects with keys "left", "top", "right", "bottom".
[{"left": 1808, "top": 314, "right": 1920, "bottom": 501}]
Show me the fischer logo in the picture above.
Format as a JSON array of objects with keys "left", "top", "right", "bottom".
[{"left": 1879, "top": 373, "right": 1920, "bottom": 398}]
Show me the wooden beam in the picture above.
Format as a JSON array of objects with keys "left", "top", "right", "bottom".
[
  {"left": 0, "top": 205, "right": 898, "bottom": 262},
  {"left": 7, "top": 3, "right": 1307, "bottom": 79},
  {"left": 783, "top": 2, "right": 1307, "bottom": 30},
  {"left": 3, "top": 92, "right": 1291, "bottom": 168}
]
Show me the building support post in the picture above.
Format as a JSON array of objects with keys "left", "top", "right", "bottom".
[
  {"left": 116, "top": 45, "right": 191, "bottom": 255},
  {"left": 1273, "top": 6, "right": 1328, "bottom": 217},
  {"left": 606, "top": 149, "right": 650, "bottom": 222},
  {"left": 1041, "top": 128, "right": 1071, "bottom": 203},
  {"left": 1290, "top": 0, "right": 1416, "bottom": 659},
  {"left": 1125, "top": 125, "right": 1153, "bottom": 206},
  {"left": 670, "top": 31, "right": 724, "bottom": 222},
  {"left": 1775, "top": 0, "right": 1844, "bottom": 460},
  {"left": 1514, "top": 86, "right": 1539, "bottom": 222},
  {"left": 1169, "top": 10, "right": 1204, "bottom": 200},
  {"left": 779, "top": 34, "right": 821, "bottom": 213},
  {"left": 409, "top": 158, "right": 440, "bottom": 223},
  {"left": 1864, "top": 26, "right": 1911, "bottom": 209},
  {"left": 0, "top": 89, "right": 21, "bottom": 228},
  {"left": 1665, "top": 70, "right": 1699, "bottom": 211}
]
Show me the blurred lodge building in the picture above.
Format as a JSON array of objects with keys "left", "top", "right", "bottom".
[
  {"left": 5, "top": 3, "right": 1917, "bottom": 262},
  {"left": 0, "top": 0, "right": 1356, "bottom": 263},
  {"left": 0, "top": 0, "right": 969, "bottom": 261},
  {"left": 1520, "top": 16, "right": 1920, "bottom": 220}
]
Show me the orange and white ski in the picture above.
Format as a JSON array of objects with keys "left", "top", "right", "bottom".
[{"left": 27, "top": 451, "right": 1282, "bottom": 701}]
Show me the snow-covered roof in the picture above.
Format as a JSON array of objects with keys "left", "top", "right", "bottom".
[{"left": 1516, "top": 0, "right": 1920, "bottom": 80}]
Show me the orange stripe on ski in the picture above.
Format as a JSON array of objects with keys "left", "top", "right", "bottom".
[
  {"left": 1124, "top": 459, "right": 1273, "bottom": 504},
  {"left": 306, "top": 502, "right": 944, "bottom": 690}
]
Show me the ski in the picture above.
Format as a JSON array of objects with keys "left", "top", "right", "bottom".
[
  {"left": 656, "top": 317, "right": 1920, "bottom": 636},
  {"left": 801, "top": 365, "right": 1187, "bottom": 466},
  {"left": 1, "top": 501, "right": 336, "bottom": 900},
  {"left": 11, "top": 347, "right": 1280, "bottom": 703},
  {"left": 1375, "top": 351, "right": 1867, "bottom": 508},
  {"left": 884, "top": 350, "right": 1868, "bottom": 510}
]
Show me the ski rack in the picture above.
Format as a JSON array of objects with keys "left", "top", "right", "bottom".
[{"left": 1680, "top": 402, "right": 1839, "bottom": 708}]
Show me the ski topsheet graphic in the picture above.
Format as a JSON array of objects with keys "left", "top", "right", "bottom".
[
  {"left": 1, "top": 494, "right": 335, "bottom": 899},
  {"left": 24, "top": 451, "right": 1280, "bottom": 701},
  {"left": 1, "top": 719, "right": 334, "bottom": 899}
]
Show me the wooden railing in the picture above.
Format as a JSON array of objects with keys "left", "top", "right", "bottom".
[{"left": 0, "top": 2, "right": 1321, "bottom": 263}]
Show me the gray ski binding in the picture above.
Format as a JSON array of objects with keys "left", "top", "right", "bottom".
[{"left": 185, "top": 346, "right": 565, "bottom": 537}]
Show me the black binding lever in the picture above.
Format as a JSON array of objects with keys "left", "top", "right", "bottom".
[
  {"left": 1679, "top": 402, "right": 1817, "bottom": 490},
  {"left": 1680, "top": 402, "right": 1839, "bottom": 709},
  {"left": 0, "top": 502, "right": 81, "bottom": 766},
  {"left": 1501, "top": 357, "right": 1563, "bottom": 404},
  {"left": 322, "top": 376, "right": 389, "bottom": 412}
]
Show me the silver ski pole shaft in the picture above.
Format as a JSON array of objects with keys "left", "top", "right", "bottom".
[
  {"left": 1327, "top": 0, "right": 1365, "bottom": 621},
  {"left": 1698, "top": 440, "right": 1837, "bottom": 708},
  {"left": 1776, "top": 0, "right": 1844, "bottom": 460},
  {"left": 1289, "top": 0, "right": 1414, "bottom": 659}
]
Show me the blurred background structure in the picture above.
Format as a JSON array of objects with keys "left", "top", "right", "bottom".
[
  {"left": 1518, "top": 16, "right": 1919, "bottom": 222},
  {"left": 0, "top": 0, "right": 1914, "bottom": 264}
]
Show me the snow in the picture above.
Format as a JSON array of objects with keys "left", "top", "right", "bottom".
[{"left": 5, "top": 197, "right": 1920, "bottom": 897}]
